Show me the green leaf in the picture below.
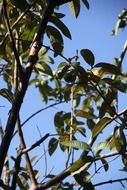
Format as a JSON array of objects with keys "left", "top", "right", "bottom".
[
  {"left": 82, "top": 0, "right": 90, "bottom": 10},
  {"left": 93, "top": 142, "right": 107, "bottom": 153},
  {"left": 10, "top": 0, "right": 29, "bottom": 10},
  {"left": 0, "top": 88, "right": 13, "bottom": 103},
  {"left": 41, "top": 62, "right": 53, "bottom": 76},
  {"left": 54, "top": 111, "right": 64, "bottom": 133},
  {"left": 92, "top": 117, "right": 111, "bottom": 139},
  {"left": 99, "top": 88, "right": 116, "bottom": 118},
  {"left": 77, "top": 127, "right": 86, "bottom": 137},
  {"left": 68, "top": 0, "right": 80, "bottom": 18},
  {"left": 74, "top": 171, "right": 95, "bottom": 190},
  {"left": 17, "top": 174, "right": 29, "bottom": 189},
  {"left": 100, "top": 158, "right": 109, "bottom": 172},
  {"left": 49, "top": 16, "right": 71, "bottom": 39},
  {"left": 114, "top": 126, "right": 126, "bottom": 153},
  {"left": 48, "top": 138, "right": 58, "bottom": 156},
  {"left": 94, "top": 62, "right": 122, "bottom": 75},
  {"left": 70, "top": 156, "right": 93, "bottom": 174},
  {"left": 103, "top": 78, "right": 127, "bottom": 93},
  {"left": 46, "top": 25, "right": 64, "bottom": 55},
  {"left": 38, "top": 84, "right": 48, "bottom": 103},
  {"left": 60, "top": 140, "right": 90, "bottom": 151},
  {"left": 75, "top": 109, "right": 96, "bottom": 119},
  {"left": 57, "top": 62, "right": 68, "bottom": 69},
  {"left": 80, "top": 49, "right": 95, "bottom": 66}
]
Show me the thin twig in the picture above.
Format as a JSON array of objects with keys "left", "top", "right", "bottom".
[
  {"left": 94, "top": 177, "right": 127, "bottom": 187},
  {"left": 36, "top": 126, "right": 48, "bottom": 178},
  {"left": 118, "top": 40, "right": 127, "bottom": 68},
  {"left": 21, "top": 101, "right": 64, "bottom": 127},
  {"left": 16, "top": 117, "right": 37, "bottom": 186},
  {"left": 91, "top": 155, "right": 120, "bottom": 179},
  {"left": 21, "top": 133, "right": 50, "bottom": 154}
]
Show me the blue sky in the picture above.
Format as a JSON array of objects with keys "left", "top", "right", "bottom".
[{"left": 0, "top": 1, "right": 127, "bottom": 189}]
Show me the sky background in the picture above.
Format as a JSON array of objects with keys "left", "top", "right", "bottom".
[{"left": 0, "top": 0, "right": 127, "bottom": 190}]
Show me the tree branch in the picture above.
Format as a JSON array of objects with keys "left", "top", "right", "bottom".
[
  {"left": 118, "top": 40, "right": 127, "bottom": 68},
  {"left": 21, "top": 133, "right": 50, "bottom": 154},
  {"left": 3, "top": 0, "right": 23, "bottom": 79},
  {"left": 0, "top": 0, "right": 57, "bottom": 178},
  {"left": 94, "top": 177, "right": 127, "bottom": 187}
]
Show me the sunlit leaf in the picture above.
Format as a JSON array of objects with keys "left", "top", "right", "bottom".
[
  {"left": 92, "top": 117, "right": 111, "bottom": 139},
  {"left": 61, "top": 140, "right": 90, "bottom": 151},
  {"left": 75, "top": 109, "right": 97, "bottom": 119},
  {"left": 80, "top": 49, "right": 95, "bottom": 66},
  {"left": 93, "top": 142, "right": 107, "bottom": 153}
]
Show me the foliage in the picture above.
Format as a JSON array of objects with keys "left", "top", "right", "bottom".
[{"left": 0, "top": 0, "right": 127, "bottom": 190}]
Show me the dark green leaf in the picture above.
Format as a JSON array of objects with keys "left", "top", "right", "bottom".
[
  {"left": 49, "top": 16, "right": 71, "bottom": 39},
  {"left": 54, "top": 111, "right": 64, "bottom": 133},
  {"left": 94, "top": 62, "right": 122, "bottom": 75},
  {"left": 68, "top": 0, "right": 80, "bottom": 17},
  {"left": 46, "top": 25, "right": 64, "bottom": 54},
  {"left": 103, "top": 78, "right": 127, "bottom": 93},
  {"left": 80, "top": 49, "right": 95, "bottom": 66},
  {"left": 114, "top": 126, "right": 126, "bottom": 153},
  {"left": 0, "top": 88, "right": 13, "bottom": 103},
  {"left": 38, "top": 84, "right": 48, "bottom": 103},
  {"left": 10, "top": 0, "right": 29, "bottom": 10},
  {"left": 74, "top": 171, "right": 95, "bottom": 190},
  {"left": 99, "top": 88, "right": 116, "bottom": 118},
  {"left": 48, "top": 138, "right": 58, "bottom": 156},
  {"left": 82, "top": 0, "right": 90, "bottom": 10},
  {"left": 100, "top": 158, "right": 109, "bottom": 172},
  {"left": 77, "top": 127, "right": 86, "bottom": 137}
]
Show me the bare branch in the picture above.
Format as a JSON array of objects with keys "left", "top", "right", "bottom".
[
  {"left": 21, "top": 133, "right": 50, "bottom": 154},
  {"left": 118, "top": 40, "right": 127, "bottom": 68},
  {"left": 32, "top": 167, "right": 71, "bottom": 190},
  {"left": 21, "top": 101, "right": 65, "bottom": 127},
  {"left": 94, "top": 177, "right": 127, "bottom": 187}
]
